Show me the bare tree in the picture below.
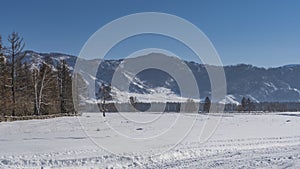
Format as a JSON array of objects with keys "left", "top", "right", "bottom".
[
  {"left": 15, "top": 62, "right": 33, "bottom": 115},
  {"left": 99, "top": 83, "right": 112, "bottom": 117},
  {"left": 32, "top": 57, "right": 57, "bottom": 115},
  {"left": 6, "top": 32, "right": 25, "bottom": 116},
  {"left": 73, "top": 73, "right": 88, "bottom": 113}
]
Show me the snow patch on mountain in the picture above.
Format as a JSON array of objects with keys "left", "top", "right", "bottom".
[
  {"left": 219, "top": 95, "right": 240, "bottom": 105},
  {"left": 264, "top": 82, "right": 278, "bottom": 91}
]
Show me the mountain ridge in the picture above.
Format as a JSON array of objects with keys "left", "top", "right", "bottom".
[{"left": 22, "top": 50, "right": 300, "bottom": 103}]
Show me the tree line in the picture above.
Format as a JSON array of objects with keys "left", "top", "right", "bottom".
[
  {"left": 0, "top": 32, "right": 75, "bottom": 116},
  {"left": 92, "top": 95, "right": 300, "bottom": 113}
]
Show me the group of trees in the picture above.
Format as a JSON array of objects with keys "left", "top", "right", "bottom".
[
  {"left": 201, "top": 96, "right": 300, "bottom": 113},
  {"left": 0, "top": 32, "right": 75, "bottom": 116},
  {"left": 238, "top": 97, "right": 254, "bottom": 112},
  {"left": 203, "top": 96, "right": 255, "bottom": 113}
]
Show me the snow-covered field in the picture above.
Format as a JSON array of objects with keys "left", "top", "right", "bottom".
[{"left": 1, "top": 112, "right": 300, "bottom": 168}]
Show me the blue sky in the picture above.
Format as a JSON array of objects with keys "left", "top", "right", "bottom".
[{"left": 0, "top": 0, "right": 300, "bottom": 67}]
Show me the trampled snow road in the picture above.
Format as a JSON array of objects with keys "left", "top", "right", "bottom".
[{"left": 0, "top": 112, "right": 300, "bottom": 168}]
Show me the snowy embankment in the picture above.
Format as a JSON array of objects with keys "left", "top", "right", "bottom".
[{"left": 0, "top": 112, "right": 300, "bottom": 168}]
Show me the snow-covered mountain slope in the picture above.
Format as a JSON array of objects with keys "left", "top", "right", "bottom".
[
  {"left": 22, "top": 51, "right": 300, "bottom": 103},
  {"left": 112, "top": 86, "right": 190, "bottom": 103}
]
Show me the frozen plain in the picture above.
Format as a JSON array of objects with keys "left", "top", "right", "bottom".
[{"left": 0, "top": 112, "right": 300, "bottom": 169}]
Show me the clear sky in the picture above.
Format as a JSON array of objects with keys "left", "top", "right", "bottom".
[{"left": 0, "top": 0, "right": 300, "bottom": 67}]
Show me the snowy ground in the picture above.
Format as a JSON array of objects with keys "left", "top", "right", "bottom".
[{"left": 0, "top": 112, "right": 300, "bottom": 168}]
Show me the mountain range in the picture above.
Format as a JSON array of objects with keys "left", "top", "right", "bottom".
[{"left": 23, "top": 50, "right": 300, "bottom": 104}]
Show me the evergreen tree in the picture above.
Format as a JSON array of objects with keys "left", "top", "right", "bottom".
[
  {"left": 129, "top": 96, "right": 136, "bottom": 105},
  {"left": 0, "top": 36, "right": 10, "bottom": 116},
  {"left": 241, "top": 97, "right": 247, "bottom": 111},
  {"left": 246, "top": 98, "right": 252, "bottom": 113},
  {"left": 57, "top": 60, "right": 74, "bottom": 114},
  {"left": 203, "top": 96, "right": 211, "bottom": 113}
]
